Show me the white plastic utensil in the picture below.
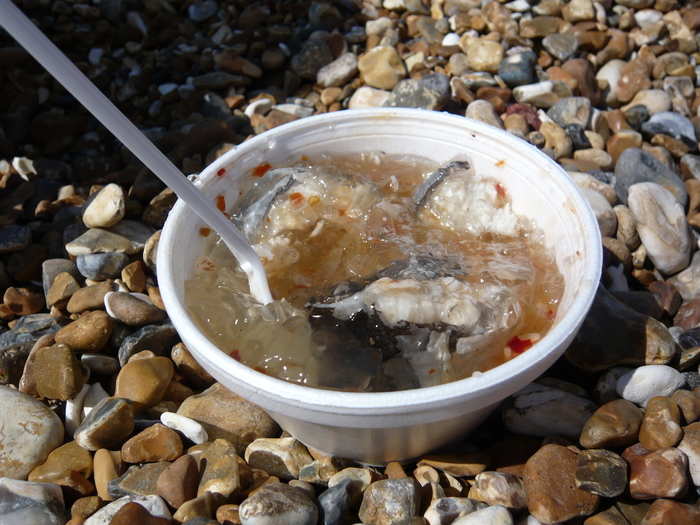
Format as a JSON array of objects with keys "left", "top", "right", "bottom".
[{"left": 0, "top": 0, "right": 273, "bottom": 304}]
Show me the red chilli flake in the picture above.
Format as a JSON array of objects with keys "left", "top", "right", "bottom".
[
  {"left": 495, "top": 183, "right": 507, "bottom": 199},
  {"left": 289, "top": 192, "right": 304, "bottom": 206},
  {"left": 508, "top": 336, "right": 533, "bottom": 354},
  {"left": 215, "top": 194, "right": 226, "bottom": 212},
  {"left": 252, "top": 162, "right": 272, "bottom": 177},
  {"left": 199, "top": 227, "right": 211, "bottom": 237},
  {"left": 216, "top": 168, "right": 226, "bottom": 177},
  {"left": 230, "top": 349, "right": 241, "bottom": 361}
]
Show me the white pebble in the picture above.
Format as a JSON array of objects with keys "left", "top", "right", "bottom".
[
  {"left": 160, "top": 412, "right": 208, "bottom": 444},
  {"left": 616, "top": 365, "right": 685, "bottom": 407},
  {"left": 85, "top": 495, "right": 171, "bottom": 525},
  {"left": 453, "top": 505, "right": 513, "bottom": 524},
  {"left": 65, "top": 383, "right": 90, "bottom": 435},
  {"left": 82, "top": 383, "right": 109, "bottom": 418},
  {"left": 441, "top": 33, "right": 460, "bottom": 47}
]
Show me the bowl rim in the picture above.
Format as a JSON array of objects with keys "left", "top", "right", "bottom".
[{"left": 158, "top": 107, "right": 602, "bottom": 414}]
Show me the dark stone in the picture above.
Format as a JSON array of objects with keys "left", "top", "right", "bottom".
[
  {"left": 0, "top": 225, "right": 31, "bottom": 254},
  {"left": 614, "top": 148, "right": 687, "bottom": 206},
  {"left": 117, "top": 324, "right": 179, "bottom": 365},
  {"left": 565, "top": 123, "right": 592, "bottom": 150},
  {"left": 0, "top": 314, "right": 61, "bottom": 385},
  {"left": 76, "top": 252, "right": 130, "bottom": 280},
  {"left": 291, "top": 39, "right": 334, "bottom": 81},
  {"left": 679, "top": 327, "right": 700, "bottom": 349},
  {"left": 319, "top": 478, "right": 354, "bottom": 525},
  {"left": 623, "top": 105, "right": 650, "bottom": 131},
  {"left": 108, "top": 463, "right": 171, "bottom": 499},
  {"left": 642, "top": 111, "right": 697, "bottom": 146},
  {"left": 575, "top": 449, "right": 628, "bottom": 498},
  {"left": 498, "top": 52, "right": 536, "bottom": 88}
]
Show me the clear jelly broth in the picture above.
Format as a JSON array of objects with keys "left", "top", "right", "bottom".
[{"left": 185, "top": 152, "right": 564, "bottom": 391}]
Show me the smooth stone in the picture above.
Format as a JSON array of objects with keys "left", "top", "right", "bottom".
[
  {"left": 669, "top": 252, "right": 700, "bottom": 301},
  {"left": 621, "top": 89, "right": 671, "bottom": 116},
  {"left": 122, "top": 423, "right": 182, "bottom": 463},
  {"left": 358, "top": 46, "right": 406, "bottom": 90},
  {"left": 46, "top": 272, "right": 80, "bottom": 308},
  {"left": 121, "top": 261, "right": 146, "bottom": 293},
  {"left": 468, "top": 471, "right": 526, "bottom": 509},
  {"left": 465, "top": 100, "right": 504, "bottom": 129},
  {"left": 173, "top": 491, "right": 225, "bottom": 522},
  {"left": 0, "top": 386, "right": 63, "bottom": 479},
  {"left": 74, "top": 397, "right": 134, "bottom": 451},
  {"left": 84, "top": 494, "right": 171, "bottom": 525},
  {"left": 424, "top": 497, "right": 485, "bottom": 525},
  {"left": 385, "top": 75, "right": 450, "bottom": 111},
  {"left": 196, "top": 438, "right": 240, "bottom": 498},
  {"left": 523, "top": 445, "right": 599, "bottom": 524},
  {"left": 291, "top": 39, "right": 333, "bottom": 81},
  {"left": 617, "top": 365, "right": 685, "bottom": 407},
  {"left": 21, "top": 343, "right": 88, "bottom": 400},
  {"left": 641, "top": 499, "right": 700, "bottom": 525},
  {"left": 239, "top": 482, "right": 318, "bottom": 525},
  {"left": 463, "top": 38, "right": 503, "bottom": 73},
  {"left": 109, "top": 501, "right": 171, "bottom": 525},
  {"left": 359, "top": 478, "right": 421, "bottom": 525},
  {"left": 503, "top": 383, "right": 596, "bottom": 438},
  {"left": 245, "top": 437, "right": 313, "bottom": 481},
  {"left": 104, "top": 292, "right": 165, "bottom": 326},
  {"left": 160, "top": 412, "right": 208, "bottom": 444},
  {"left": 639, "top": 396, "right": 682, "bottom": 450},
  {"left": 317, "top": 52, "right": 358, "bottom": 88},
  {"left": 581, "top": 188, "right": 617, "bottom": 237},
  {"left": 66, "top": 229, "right": 140, "bottom": 256},
  {"left": 81, "top": 354, "right": 119, "bottom": 376},
  {"left": 452, "top": 505, "right": 513, "bottom": 525},
  {"left": 55, "top": 310, "right": 113, "bottom": 352},
  {"left": 512, "top": 81, "right": 558, "bottom": 108},
  {"left": 108, "top": 462, "right": 170, "bottom": 499},
  {"left": 575, "top": 449, "right": 627, "bottom": 498},
  {"left": 94, "top": 449, "right": 122, "bottom": 501},
  {"left": 83, "top": 183, "right": 125, "bottom": 228},
  {"left": 624, "top": 445, "right": 688, "bottom": 499},
  {"left": 142, "top": 230, "right": 160, "bottom": 270},
  {"left": 171, "top": 343, "right": 214, "bottom": 388},
  {"left": 117, "top": 323, "right": 178, "bottom": 365},
  {"left": 188, "top": 0, "right": 217, "bottom": 22},
  {"left": 677, "top": 421, "right": 700, "bottom": 486},
  {"left": 498, "top": 52, "right": 536, "bottom": 88},
  {"left": 671, "top": 389, "right": 700, "bottom": 423},
  {"left": 115, "top": 355, "right": 174, "bottom": 407},
  {"left": 540, "top": 121, "right": 572, "bottom": 159},
  {"left": 547, "top": 97, "right": 592, "bottom": 128},
  {"left": 177, "top": 383, "right": 279, "bottom": 455},
  {"left": 348, "top": 86, "right": 391, "bottom": 109},
  {"left": 0, "top": 478, "right": 67, "bottom": 524},
  {"left": 156, "top": 454, "right": 199, "bottom": 509},
  {"left": 76, "top": 252, "right": 130, "bottom": 280},
  {"left": 579, "top": 399, "right": 643, "bottom": 449},
  {"left": 319, "top": 478, "right": 354, "bottom": 525},
  {"left": 565, "top": 125, "right": 592, "bottom": 150},
  {"left": 628, "top": 182, "right": 690, "bottom": 274},
  {"left": 67, "top": 281, "right": 114, "bottom": 313},
  {"left": 70, "top": 495, "right": 103, "bottom": 521},
  {"left": 42, "top": 259, "right": 79, "bottom": 298},
  {"left": 596, "top": 60, "right": 625, "bottom": 105},
  {"left": 642, "top": 111, "right": 697, "bottom": 146},
  {"left": 566, "top": 286, "right": 677, "bottom": 372},
  {"left": 542, "top": 33, "right": 579, "bottom": 61},
  {"left": 0, "top": 225, "right": 31, "bottom": 254},
  {"left": 28, "top": 441, "right": 93, "bottom": 494},
  {"left": 614, "top": 148, "right": 687, "bottom": 207},
  {"left": 65, "top": 383, "right": 89, "bottom": 434}
]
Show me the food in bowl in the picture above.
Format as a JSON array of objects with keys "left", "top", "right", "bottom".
[{"left": 185, "top": 152, "right": 564, "bottom": 392}]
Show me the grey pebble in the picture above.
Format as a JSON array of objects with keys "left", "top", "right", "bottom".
[
  {"left": 117, "top": 323, "right": 178, "bottom": 366},
  {"left": 76, "top": 252, "right": 131, "bottom": 280}
]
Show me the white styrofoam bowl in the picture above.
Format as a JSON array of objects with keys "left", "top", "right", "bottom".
[{"left": 158, "top": 108, "right": 602, "bottom": 464}]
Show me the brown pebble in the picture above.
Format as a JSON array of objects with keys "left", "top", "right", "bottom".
[
  {"left": 417, "top": 451, "right": 489, "bottom": 477},
  {"left": 28, "top": 440, "right": 94, "bottom": 495},
  {"left": 115, "top": 355, "right": 174, "bottom": 407},
  {"left": 171, "top": 343, "right": 214, "bottom": 389},
  {"left": 121, "top": 260, "right": 147, "bottom": 293},
  {"left": 122, "top": 423, "right": 183, "bottom": 463},
  {"left": 385, "top": 462, "right": 408, "bottom": 479},
  {"left": 46, "top": 272, "right": 80, "bottom": 308},
  {"left": 3, "top": 286, "right": 44, "bottom": 315},
  {"left": 55, "top": 310, "right": 113, "bottom": 352},
  {"left": 580, "top": 399, "right": 644, "bottom": 449},
  {"left": 639, "top": 396, "right": 683, "bottom": 450},
  {"left": 20, "top": 343, "right": 88, "bottom": 400},
  {"left": 639, "top": 498, "right": 700, "bottom": 524},
  {"left": 93, "top": 449, "right": 122, "bottom": 501},
  {"left": 671, "top": 389, "right": 700, "bottom": 423},
  {"left": 156, "top": 454, "right": 200, "bottom": 509},
  {"left": 109, "top": 502, "right": 171, "bottom": 525},
  {"left": 216, "top": 504, "right": 241, "bottom": 525},
  {"left": 70, "top": 496, "right": 103, "bottom": 521},
  {"left": 66, "top": 281, "right": 114, "bottom": 313},
  {"left": 624, "top": 444, "right": 688, "bottom": 500}
]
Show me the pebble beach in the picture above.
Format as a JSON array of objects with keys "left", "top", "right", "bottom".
[{"left": 2, "top": 0, "right": 700, "bottom": 523}]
